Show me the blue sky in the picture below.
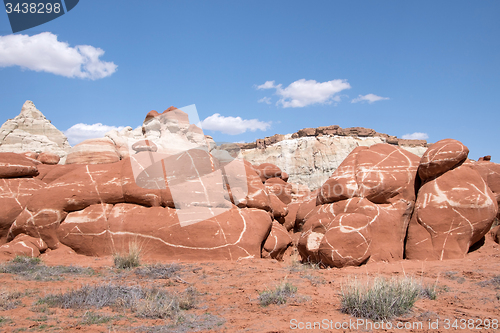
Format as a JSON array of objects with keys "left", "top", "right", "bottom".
[{"left": 0, "top": 1, "right": 499, "bottom": 161}]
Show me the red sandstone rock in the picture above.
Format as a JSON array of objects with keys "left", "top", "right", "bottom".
[
  {"left": 269, "top": 193, "right": 288, "bottom": 219},
  {"left": 262, "top": 221, "right": 292, "bottom": 260},
  {"left": 37, "top": 152, "right": 60, "bottom": 165},
  {"left": 0, "top": 152, "right": 39, "bottom": 178},
  {"left": 491, "top": 225, "right": 500, "bottom": 244},
  {"left": 0, "top": 233, "right": 47, "bottom": 259},
  {"left": 418, "top": 139, "right": 468, "bottom": 181},
  {"left": 472, "top": 160, "right": 500, "bottom": 215},
  {"left": 254, "top": 163, "right": 282, "bottom": 183},
  {"left": 57, "top": 204, "right": 272, "bottom": 260},
  {"left": 406, "top": 164, "right": 498, "bottom": 260},
  {"left": 282, "top": 201, "right": 300, "bottom": 231},
  {"left": 318, "top": 213, "right": 371, "bottom": 267},
  {"left": 0, "top": 178, "right": 45, "bottom": 243},
  {"left": 265, "top": 178, "right": 292, "bottom": 205},
  {"left": 317, "top": 144, "right": 420, "bottom": 205}
]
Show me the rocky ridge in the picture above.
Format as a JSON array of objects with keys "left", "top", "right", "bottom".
[{"left": 241, "top": 126, "right": 428, "bottom": 190}]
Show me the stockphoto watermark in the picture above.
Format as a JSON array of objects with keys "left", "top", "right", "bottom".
[
  {"left": 125, "top": 104, "right": 249, "bottom": 227},
  {"left": 4, "top": 0, "right": 79, "bottom": 33},
  {"left": 290, "top": 318, "right": 499, "bottom": 331}
]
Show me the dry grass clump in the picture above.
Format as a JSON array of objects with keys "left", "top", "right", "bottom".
[
  {"left": 38, "top": 283, "right": 198, "bottom": 320},
  {"left": 341, "top": 276, "right": 421, "bottom": 321},
  {"left": 113, "top": 242, "right": 142, "bottom": 269},
  {"left": 0, "top": 255, "right": 94, "bottom": 281},
  {"left": 259, "top": 280, "right": 298, "bottom": 306},
  {"left": 135, "top": 263, "right": 181, "bottom": 279}
]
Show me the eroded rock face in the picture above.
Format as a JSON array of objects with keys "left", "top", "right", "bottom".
[
  {"left": 0, "top": 101, "right": 71, "bottom": 159},
  {"left": 0, "top": 178, "right": 45, "bottom": 244},
  {"left": 405, "top": 164, "right": 498, "bottom": 260}
]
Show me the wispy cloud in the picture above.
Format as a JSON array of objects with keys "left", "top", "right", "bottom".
[
  {"left": 402, "top": 132, "right": 429, "bottom": 140},
  {"left": 258, "top": 96, "right": 271, "bottom": 104},
  {"left": 201, "top": 113, "right": 271, "bottom": 135},
  {"left": 256, "top": 79, "right": 351, "bottom": 108},
  {"left": 351, "top": 94, "right": 389, "bottom": 104},
  {"left": 0, "top": 32, "right": 117, "bottom": 79},
  {"left": 64, "top": 123, "right": 125, "bottom": 145}
]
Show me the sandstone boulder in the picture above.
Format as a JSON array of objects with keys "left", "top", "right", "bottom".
[
  {"left": 262, "top": 221, "right": 292, "bottom": 260},
  {"left": 0, "top": 234, "right": 47, "bottom": 260},
  {"left": 0, "top": 152, "right": 39, "bottom": 178},
  {"left": 418, "top": 139, "right": 468, "bottom": 181},
  {"left": 57, "top": 204, "right": 272, "bottom": 260},
  {"left": 406, "top": 164, "right": 498, "bottom": 260},
  {"left": 37, "top": 152, "right": 60, "bottom": 165},
  {"left": 317, "top": 144, "right": 420, "bottom": 205}
]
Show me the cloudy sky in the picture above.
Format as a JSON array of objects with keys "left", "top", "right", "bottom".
[{"left": 0, "top": 1, "right": 499, "bottom": 160}]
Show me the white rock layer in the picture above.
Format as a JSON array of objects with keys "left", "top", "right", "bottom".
[
  {"left": 242, "top": 135, "right": 427, "bottom": 190},
  {"left": 0, "top": 101, "right": 71, "bottom": 160}
]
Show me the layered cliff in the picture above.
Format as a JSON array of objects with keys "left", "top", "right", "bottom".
[{"left": 241, "top": 126, "right": 428, "bottom": 189}]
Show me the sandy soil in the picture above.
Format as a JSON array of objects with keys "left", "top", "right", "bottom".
[{"left": 0, "top": 237, "right": 499, "bottom": 333}]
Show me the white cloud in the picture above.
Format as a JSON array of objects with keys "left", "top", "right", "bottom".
[
  {"left": 256, "top": 81, "right": 279, "bottom": 90},
  {"left": 351, "top": 94, "right": 389, "bottom": 104},
  {"left": 64, "top": 123, "right": 126, "bottom": 145},
  {"left": 201, "top": 113, "right": 271, "bottom": 135},
  {"left": 258, "top": 97, "right": 271, "bottom": 104},
  {"left": 0, "top": 32, "right": 117, "bottom": 79},
  {"left": 402, "top": 132, "right": 429, "bottom": 140},
  {"left": 256, "top": 79, "right": 351, "bottom": 108}
]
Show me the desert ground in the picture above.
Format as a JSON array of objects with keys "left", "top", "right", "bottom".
[{"left": 0, "top": 233, "right": 498, "bottom": 333}]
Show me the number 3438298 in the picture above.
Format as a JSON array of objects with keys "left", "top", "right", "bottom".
[{"left": 5, "top": 2, "right": 61, "bottom": 14}]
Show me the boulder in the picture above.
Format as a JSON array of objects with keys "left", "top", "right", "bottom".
[
  {"left": 0, "top": 234, "right": 47, "bottom": 260},
  {"left": 491, "top": 225, "right": 500, "bottom": 244},
  {"left": 265, "top": 178, "right": 292, "bottom": 204},
  {"left": 317, "top": 144, "right": 420, "bottom": 205},
  {"left": 0, "top": 152, "right": 39, "bottom": 178},
  {"left": 57, "top": 204, "right": 272, "bottom": 260},
  {"left": 418, "top": 139, "right": 468, "bottom": 181},
  {"left": 254, "top": 163, "right": 282, "bottom": 183},
  {"left": 262, "top": 221, "right": 292, "bottom": 260},
  {"left": 37, "top": 152, "right": 60, "bottom": 165},
  {"left": 406, "top": 164, "right": 498, "bottom": 260}
]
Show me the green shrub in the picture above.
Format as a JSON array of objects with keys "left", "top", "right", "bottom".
[
  {"left": 341, "top": 276, "right": 421, "bottom": 321},
  {"left": 259, "top": 281, "right": 297, "bottom": 306}
]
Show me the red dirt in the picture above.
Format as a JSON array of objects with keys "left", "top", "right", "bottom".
[{"left": 0, "top": 236, "right": 499, "bottom": 333}]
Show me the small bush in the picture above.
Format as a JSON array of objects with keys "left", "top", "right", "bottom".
[
  {"left": 420, "top": 282, "right": 438, "bottom": 300},
  {"left": 259, "top": 281, "right": 297, "bottom": 306},
  {"left": 11, "top": 255, "right": 42, "bottom": 265},
  {"left": 0, "top": 289, "right": 24, "bottom": 310},
  {"left": 341, "top": 276, "right": 421, "bottom": 321},
  {"left": 114, "top": 242, "right": 142, "bottom": 269}
]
